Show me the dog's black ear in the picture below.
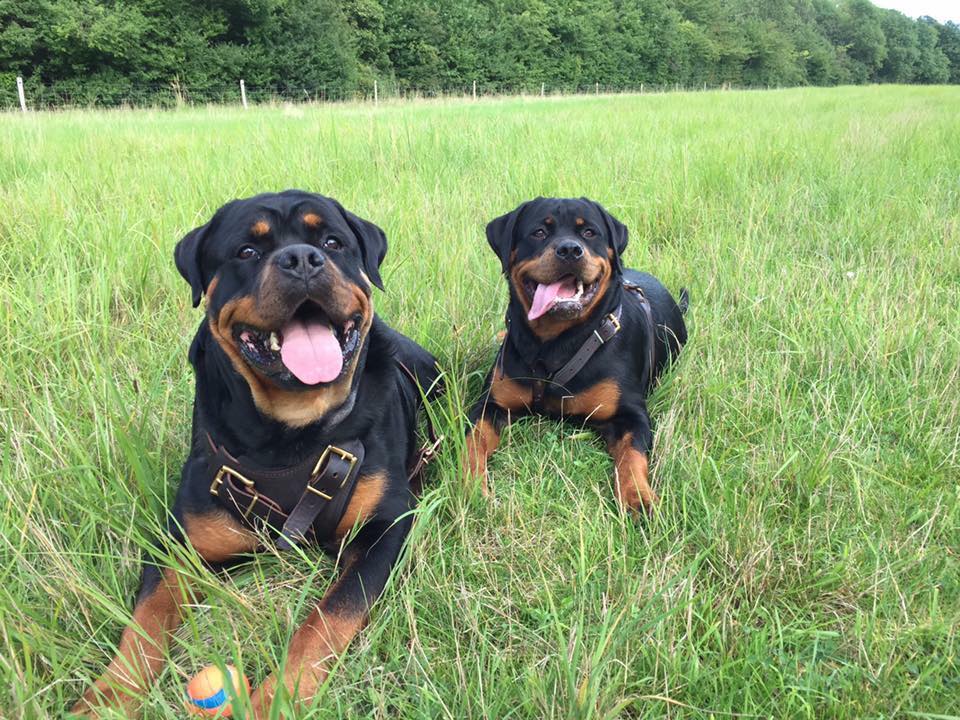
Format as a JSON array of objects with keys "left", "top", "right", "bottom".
[
  {"left": 335, "top": 202, "right": 387, "bottom": 291},
  {"left": 485, "top": 199, "right": 536, "bottom": 274},
  {"left": 174, "top": 221, "right": 211, "bottom": 308},
  {"left": 587, "top": 199, "right": 629, "bottom": 274}
]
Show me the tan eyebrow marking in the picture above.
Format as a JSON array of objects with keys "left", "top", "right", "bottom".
[
  {"left": 544, "top": 216, "right": 554, "bottom": 226},
  {"left": 302, "top": 212, "right": 322, "bottom": 229},
  {"left": 575, "top": 217, "right": 585, "bottom": 227},
  {"left": 251, "top": 220, "right": 271, "bottom": 237}
]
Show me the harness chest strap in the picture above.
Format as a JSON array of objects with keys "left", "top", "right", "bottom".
[
  {"left": 276, "top": 442, "right": 365, "bottom": 550},
  {"left": 516, "top": 282, "right": 657, "bottom": 410},
  {"left": 203, "top": 363, "right": 443, "bottom": 548},
  {"left": 207, "top": 437, "right": 365, "bottom": 549}
]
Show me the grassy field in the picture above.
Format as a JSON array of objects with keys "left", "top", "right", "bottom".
[{"left": 1, "top": 85, "right": 958, "bottom": 719}]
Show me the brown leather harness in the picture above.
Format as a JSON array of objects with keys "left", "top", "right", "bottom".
[
  {"left": 505, "top": 280, "right": 657, "bottom": 412},
  {"left": 205, "top": 362, "right": 442, "bottom": 549}
]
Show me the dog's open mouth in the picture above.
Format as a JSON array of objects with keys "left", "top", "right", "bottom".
[
  {"left": 522, "top": 275, "right": 600, "bottom": 321},
  {"left": 234, "top": 301, "right": 362, "bottom": 386}
]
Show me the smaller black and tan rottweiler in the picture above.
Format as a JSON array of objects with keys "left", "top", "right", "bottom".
[
  {"left": 72, "top": 191, "right": 439, "bottom": 718},
  {"left": 464, "top": 197, "right": 688, "bottom": 513}
]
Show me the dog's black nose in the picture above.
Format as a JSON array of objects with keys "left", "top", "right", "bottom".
[
  {"left": 276, "top": 244, "right": 325, "bottom": 279},
  {"left": 555, "top": 240, "right": 585, "bottom": 261}
]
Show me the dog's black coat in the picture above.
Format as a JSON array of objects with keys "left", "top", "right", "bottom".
[
  {"left": 466, "top": 197, "right": 687, "bottom": 510},
  {"left": 72, "top": 190, "right": 439, "bottom": 715},
  {"left": 175, "top": 190, "right": 439, "bottom": 563}
]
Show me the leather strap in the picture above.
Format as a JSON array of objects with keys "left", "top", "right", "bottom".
[
  {"left": 212, "top": 457, "right": 290, "bottom": 533},
  {"left": 496, "top": 280, "right": 659, "bottom": 409},
  {"left": 276, "top": 441, "right": 364, "bottom": 550},
  {"left": 624, "top": 282, "right": 657, "bottom": 388},
  {"left": 396, "top": 361, "right": 443, "bottom": 496},
  {"left": 550, "top": 305, "right": 623, "bottom": 387},
  {"left": 207, "top": 438, "right": 364, "bottom": 548},
  {"left": 525, "top": 304, "right": 622, "bottom": 413},
  {"left": 206, "top": 362, "right": 442, "bottom": 547},
  {"left": 531, "top": 379, "right": 546, "bottom": 410}
]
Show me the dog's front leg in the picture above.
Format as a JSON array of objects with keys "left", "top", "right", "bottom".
[
  {"left": 604, "top": 410, "right": 658, "bottom": 514},
  {"left": 71, "top": 510, "right": 257, "bottom": 717},
  {"left": 249, "top": 513, "right": 411, "bottom": 717},
  {"left": 463, "top": 404, "right": 512, "bottom": 496}
]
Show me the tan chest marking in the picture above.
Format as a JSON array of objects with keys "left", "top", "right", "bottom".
[
  {"left": 335, "top": 471, "right": 387, "bottom": 538},
  {"left": 491, "top": 371, "right": 619, "bottom": 421},
  {"left": 547, "top": 378, "right": 620, "bottom": 420},
  {"left": 184, "top": 510, "right": 258, "bottom": 563},
  {"left": 490, "top": 371, "right": 533, "bottom": 410}
]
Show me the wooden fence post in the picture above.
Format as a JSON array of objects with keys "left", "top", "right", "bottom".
[
  {"left": 472, "top": 80, "right": 477, "bottom": 100},
  {"left": 240, "top": 79, "right": 248, "bottom": 109},
  {"left": 541, "top": 82, "right": 545, "bottom": 97},
  {"left": 16, "top": 76, "right": 27, "bottom": 112},
  {"left": 374, "top": 80, "right": 379, "bottom": 105}
]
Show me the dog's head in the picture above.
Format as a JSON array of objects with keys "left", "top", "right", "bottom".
[
  {"left": 175, "top": 190, "right": 386, "bottom": 426},
  {"left": 486, "top": 197, "right": 628, "bottom": 340}
]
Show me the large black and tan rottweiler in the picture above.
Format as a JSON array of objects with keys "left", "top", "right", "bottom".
[
  {"left": 72, "top": 190, "right": 439, "bottom": 717},
  {"left": 464, "top": 197, "right": 687, "bottom": 513}
]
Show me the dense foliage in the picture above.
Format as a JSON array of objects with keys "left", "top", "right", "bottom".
[{"left": 1, "top": 0, "right": 958, "bottom": 106}]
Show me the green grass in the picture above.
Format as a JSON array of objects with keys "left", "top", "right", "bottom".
[{"left": 1, "top": 85, "right": 958, "bottom": 719}]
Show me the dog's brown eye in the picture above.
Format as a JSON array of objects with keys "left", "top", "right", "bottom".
[
  {"left": 323, "top": 237, "right": 342, "bottom": 251},
  {"left": 532, "top": 228, "right": 547, "bottom": 240},
  {"left": 581, "top": 228, "right": 596, "bottom": 239},
  {"left": 237, "top": 245, "right": 260, "bottom": 260}
]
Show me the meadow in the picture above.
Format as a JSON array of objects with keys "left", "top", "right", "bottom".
[{"left": 0, "top": 85, "right": 958, "bottom": 718}]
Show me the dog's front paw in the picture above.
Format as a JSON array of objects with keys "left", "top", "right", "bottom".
[
  {"left": 68, "top": 681, "right": 141, "bottom": 719},
  {"left": 618, "top": 484, "right": 658, "bottom": 517}
]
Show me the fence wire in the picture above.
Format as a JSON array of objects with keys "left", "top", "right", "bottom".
[{"left": 2, "top": 79, "right": 747, "bottom": 112}]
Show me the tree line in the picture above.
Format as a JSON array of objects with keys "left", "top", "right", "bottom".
[{"left": 1, "top": 0, "right": 958, "bottom": 107}]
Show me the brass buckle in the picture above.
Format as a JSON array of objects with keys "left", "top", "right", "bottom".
[
  {"left": 419, "top": 435, "right": 445, "bottom": 465},
  {"left": 306, "top": 445, "right": 359, "bottom": 500},
  {"left": 210, "top": 466, "right": 260, "bottom": 519},
  {"left": 594, "top": 313, "right": 621, "bottom": 344},
  {"left": 210, "top": 465, "right": 255, "bottom": 496},
  {"left": 607, "top": 312, "right": 621, "bottom": 333}
]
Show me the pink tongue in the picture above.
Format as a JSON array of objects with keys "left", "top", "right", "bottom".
[
  {"left": 279, "top": 319, "right": 343, "bottom": 385},
  {"left": 528, "top": 279, "right": 576, "bottom": 321}
]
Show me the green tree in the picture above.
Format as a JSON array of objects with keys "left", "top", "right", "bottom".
[
  {"left": 2, "top": 0, "right": 959, "bottom": 108},
  {"left": 878, "top": 10, "right": 920, "bottom": 82},
  {"left": 937, "top": 21, "right": 960, "bottom": 83},
  {"left": 914, "top": 16, "right": 950, "bottom": 83},
  {"left": 838, "top": 0, "right": 888, "bottom": 82}
]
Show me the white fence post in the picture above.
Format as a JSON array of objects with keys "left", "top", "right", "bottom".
[
  {"left": 595, "top": 82, "right": 599, "bottom": 95},
  {"left": 374, "top": 80, "right": 379, "bottom": 105},
  {"left": 640, "top": 82, "right": 644, "bottom": 95},
  {"left": 16, "top": 76, "right": 27, "bottom": 112},
  {"left": 240, "top": 79, "right": 248, "bottom": 109},
  {"left": 540, "top": 82, "right": 545, "bottom": 97},
  {"left": 472, "top": 80, "right": 476, "bottom": 100}
]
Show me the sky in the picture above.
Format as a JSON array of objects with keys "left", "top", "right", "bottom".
[{"left": 871, "top": 0, "right": 960, "bottom": 23}]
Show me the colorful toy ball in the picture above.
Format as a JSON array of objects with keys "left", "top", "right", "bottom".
[{"left": 185, "top": 664, "right": 250, "bottom": 717}]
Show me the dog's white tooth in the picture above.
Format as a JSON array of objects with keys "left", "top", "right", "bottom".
[{"left": 269, "top": 332, "right": 281, "bottom": 352}]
